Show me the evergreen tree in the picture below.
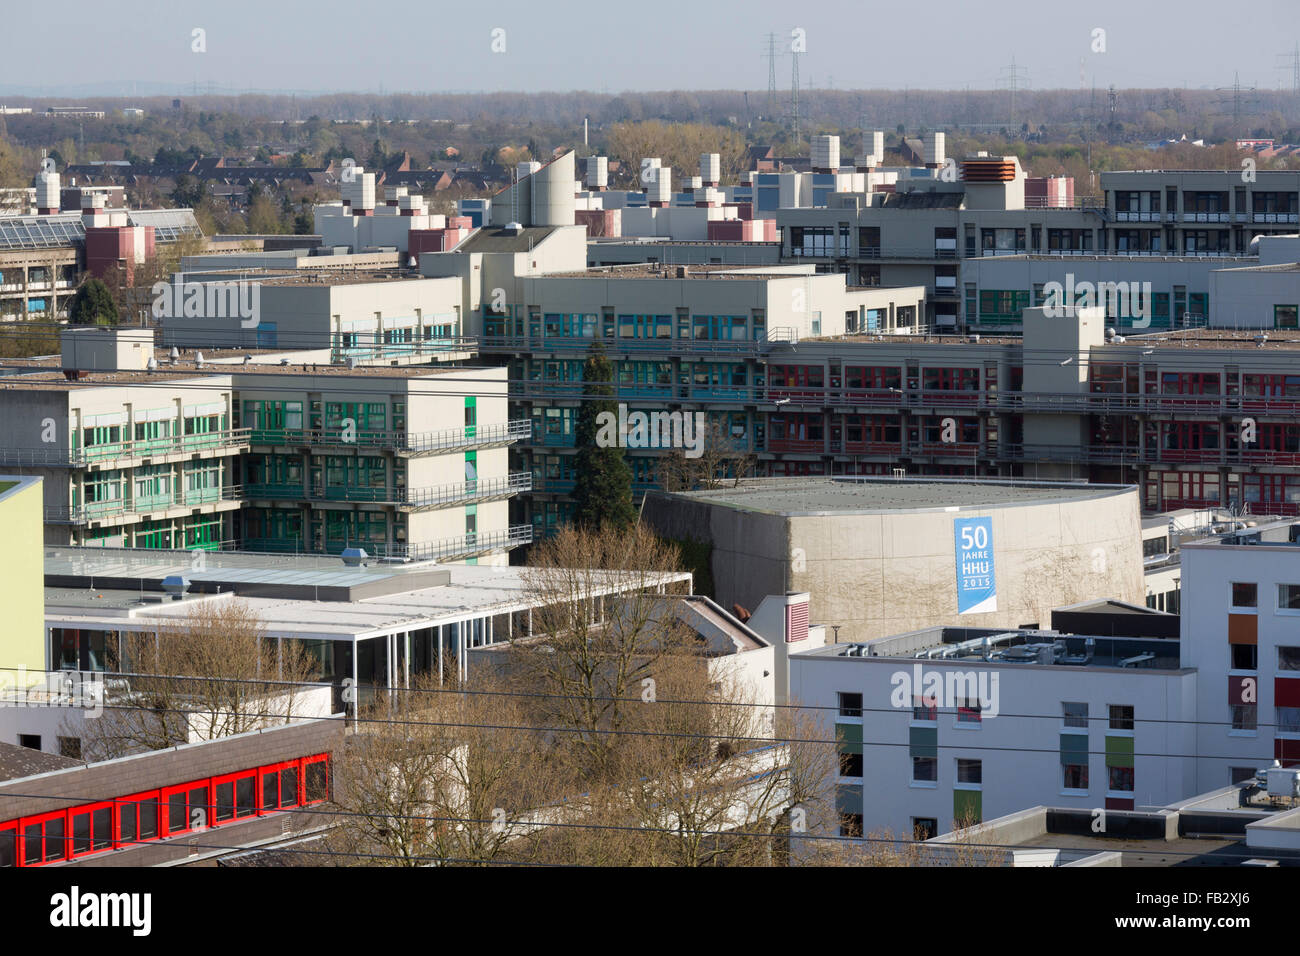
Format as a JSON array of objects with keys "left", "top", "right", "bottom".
[
  {"left": 571, "top": 343, "right": 635, "bottom": 531},
  {"left": 68, "top": 278, "right": 119, "bottom": 327}
]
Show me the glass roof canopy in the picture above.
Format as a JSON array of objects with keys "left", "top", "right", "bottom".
[{"left": 0, "top": 209, "right": 202, "bottom": 250}]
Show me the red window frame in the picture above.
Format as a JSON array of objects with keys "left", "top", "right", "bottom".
[
  {"left": 68, "top": 799, "right": 116, "bottom": 858},
  {"left": 161, "top": 780, "right": 212, "bottom": 837},
  {"left": 116, "top": 789, "right": 161, "bottom": 849},
  {"left": 259, "top": 761, "right": 302, "bottom": 814},
  {"left": 211, "top": 769, "right": 259, "bottom": 825},
  {"left": 0, "top": 820, "right": 17, "bottom": 868},
  {"left": 20, "top": 810, "right": 68, "bottom": 866},
  {"left": 303, "top": 755, "right": 330, "bottom": 805},
  {"left": 1, "top": 752, "right": 331, "bottom": 865}
]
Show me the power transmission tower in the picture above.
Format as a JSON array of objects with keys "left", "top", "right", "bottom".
[
  {"left": 789, "top": 47, "right": 801, "bottom": 147},
  {"left": 995, "top": 57, "right": 1030, "bottom": 132},
  {"left": 1107, "top": 84, "right": 1118, "bottom": 139},
  {"left": 1278, "top": 44, "right": 1300, "bottom": 96},
  {"left": 1216, "top": 71, "right": 1261, "bottom": 127},
  {"left": 763, "top": 33, "right": 779, "bottom": 120}
]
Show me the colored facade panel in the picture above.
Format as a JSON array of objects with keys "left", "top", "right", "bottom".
[
  {"left": 1060, "top": 733, "right": 1089, "bottom": 766},
  {"left": 1276, "top": 677, "right": 1300, "bottom": 708},
  {"left": 953, "top": 789, "right": 982, "bottom": 825},
  {"left": 1105, "top": 735, "right": 1135, "bottom": 768},
  {"left": 909, "top": 725, "right": 938, "bottom": 759},
  {"left": 1228, "top": 613, "right": 1258, "bottom": 645},
  {"left": 837, "top": 722, "right": 863, "bottom": 755},
  {"left": 1229, "top": 675, "right": 1258, "bottom": 706}
]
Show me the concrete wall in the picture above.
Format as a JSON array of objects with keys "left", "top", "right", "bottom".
[
  {"left": 647, "top": 483, "right": 1144, "bottom": 644},
  {"left": 0, "top": 477, "right": 45, "bottom": 674}
]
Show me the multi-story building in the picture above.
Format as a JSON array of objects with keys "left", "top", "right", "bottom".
[
  {"left": 791, "top": 605, "right": 1194, "bottom": 839},
  {"left": 0, "top": 328, "right": 530, "bottom": 563},
  {"left": 1180, "top": 521, "right": 1300, "bottom": 794}
]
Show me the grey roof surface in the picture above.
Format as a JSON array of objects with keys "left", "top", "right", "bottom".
[
  {"left": 0, "top": 742, "right": 80, "bottom": 782},
  {"left": 457, "top": 225, "right": 558, "bottom": 253},
  {"left": 663, "top": 477, "right": 1127, "bottom": 516}
]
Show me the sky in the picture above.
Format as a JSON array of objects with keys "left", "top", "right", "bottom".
[{"left": 3, "top": 0, "right": 1299, "bottom": 97}]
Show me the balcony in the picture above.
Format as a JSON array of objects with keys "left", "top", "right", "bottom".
[
  {"left": 0, "top": 428, "right": 251, "bottom": 468},
  {"left": 244, "top": 472, "right": 533, "bottom": 510},
  {"left": 247, "top": 419, "right": 531, "bottom": 456},
  {"left": 47, "top": 485, "right": 243, "bottom": 525},
  {"left": 330, "top": 337, "right": 477, "bottom": 365},
  {"left": 403, "top": 524, "right": 534, "bottom": 561}
]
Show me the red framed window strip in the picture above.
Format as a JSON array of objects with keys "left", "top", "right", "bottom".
[
  {"left": 259, "top": 761, "right": 301, "bottom": 814},
  {"left": 212, "top": 770, "right": 258, "bottom": 824},
  {"left": 162, "top": 780, "right": 212, "bottom": 836},
  {"left": 0, "top": 820, "right": 16, "bottom": 867},
  {"left": 116, "top": 790, "right": 161, "bottom": 848},
  {"left": 20, "top": 810, "right": 67, "bottom": 866},
  {"left": 69, "top": 800, "right": 115, "bottom": 858},
  {"left": 303, "top": 755, "right": 330, "bottom": 804}
]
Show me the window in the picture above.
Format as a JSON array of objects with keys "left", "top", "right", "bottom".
[
  {"left": 1279, "top": 584, "right": 1300, "bottom": 611},
  {"left": 1280, "top": 647, "right": 1300, "bottom": 671},
  {"left": 1232, "top": 705, "right": 1258, "bottom": 731},
  {"left": 956, "top": 759, "right": 982, "bottom": 785},
  {"left": 18, "top": 734, "right": 39, "bottom": 751},
  {"left": 57, "top": 737, "right": 81, "bottom": 760},
  {"left": 1063, "top": 702, "right": 1089, "bottom": 729},
  {"left": 1232, "top": 644, "right": 1258, "bottom": 670},
  {"left": 0, "top": 822, "right": 14, "bottom": 867},
  {"left": 1230, "top": 767, "right": 1257, "bottom": 785},
  {"left": 118, "top": 792, "right": 159, "bottom": 846},
  {"left": 1108, "top": 705, "right": 1134, "bottom": 731},
  {"left": 69, "top": 802, "right": 114, "bottom": 856},
  {"left": 1108, "top": 766, "right": 1135, "bottom": 792},
  {"left": 1232, "top": 582, "right": 1258, "bottom": 608},
  {"left": 1063, "top": 764, "right": 1089, "bottom": 789},
  {"left": 304, "top": 756, "right": 329, "bottom": 803},
  {"left": 839, "top": 813, "right": 864, "bottom": 837},
  {"left": 213, "top": 771, "right": 258, "bottom": 823},
  {"left": 1276, "top": 706, "right": 1300, "bottom": 734},
  {"left": 20, "top": 813, "right": 66, "bottom": 865},
  {"left": 911, "top": 817, "right": 938, "bottom": 840},
  {"left": 913, "top": 695, "right": 938, "bottom": 722},
  {"left": 912, "top": 757, "right": 937, "bottom": 782},
  {"left": 837, "top": 692, "right": 863, "bottom": 718},
  {"left": 956, "top": 698, "right": 982, "bottom": 724},
  {"left": 839, "top": 751, "right": 864, "bottom": 778}
]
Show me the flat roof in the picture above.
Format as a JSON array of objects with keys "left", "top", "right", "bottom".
[
  {"left": 44, "top": 548, "right": 693, "bottom": 641},
  {"left": 456, "top": 225, "right": 558, "bottom": 253},
  {"left": 657, "top": 476, "right": 1127, "bottom": 516},
  {"left": 549, "top": 263, "right": 813, "bottom": 280},
  {"left": 0, "top": 742, "right": 80, "bottom": 782}
]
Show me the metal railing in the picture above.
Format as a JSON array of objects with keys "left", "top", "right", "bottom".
[
  {"left": 246, "top": 419, "right": 531, "bottom": 454},
  {"left": 241, "top": 472, "right": 532, "bottom": 509},
  {"left": 46, "top": 485, "right": 243, "bottom": 524},
  {"left": 0, "top": 428, "right": 250, "bottom": 468},
  {"left": 330, "top": 337, "right": 477, "bottom": 364},
  {"left": 402, "top": 524, "right": 534, "bottom": 561}
]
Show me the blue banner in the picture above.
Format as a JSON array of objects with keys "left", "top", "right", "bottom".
[{"left": 954, "top": 516, "right": 997, "bottom": 615}]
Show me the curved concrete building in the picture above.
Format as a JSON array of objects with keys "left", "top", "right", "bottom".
[
  {"left": 644, "top": 477, "right": 1143, "bottom": 643},
  {"left": 490, "top": 151, "right": 575, "bottom": 227}
]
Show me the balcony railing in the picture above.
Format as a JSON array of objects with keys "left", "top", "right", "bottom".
[
  {"left": 403, "top": 525, "right": 534, "bottom": 561},
  {"left": 329, "top": 337, "right": 477, "bottom": 364},
  {"left": 47, "top": 485, "right": 243, "bottom": 524},
  {"left": 0, "top": 428, "right": 250, "bottom": 468},
  {"left": 243, "top": 472, "right": 532, "bottom": 509},
  {"left": 247, "top": 419, "right": 531, "bottom": 454}
]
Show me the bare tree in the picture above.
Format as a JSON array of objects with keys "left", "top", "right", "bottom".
[{"left": 75, "top": 600, "right": 319, "bottom": 760}]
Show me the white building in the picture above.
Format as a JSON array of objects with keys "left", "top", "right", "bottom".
[{"left": 790, "top": 607, "right": 1193, "bottom": 839}]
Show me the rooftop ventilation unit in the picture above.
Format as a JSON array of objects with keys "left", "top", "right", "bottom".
[
  {"left": 503, "top": 221, "right": 523, "bottom": 235},
  {"left": 195, "top": 351, "right": 205, "bottom": 368},
  {"left": 161, "top": 574, "right": 191, "bottom": 600},
  {"left": 341, "top": 547, "right": 369, "bottom": 567},
  {"left": 146, "top": 356, "right": 157, "bottom": 371},
  {"left": 170, "top": 346, "right": 180, "bottom": 362}
]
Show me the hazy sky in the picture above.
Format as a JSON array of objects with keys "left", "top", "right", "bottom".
[{"left": 5, "top": 0, "right": 1299, "bottom": 96}]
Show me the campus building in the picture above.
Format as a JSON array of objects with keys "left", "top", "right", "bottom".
[
  {"left": 643, "top": 477, "right": 1144, "bottom": 644},
  {"left": 790, "top": 603, "right": 1192, "bottom": 839},
  {"left": 0, "top": 328, "right": 528, "bottom": 561}
]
